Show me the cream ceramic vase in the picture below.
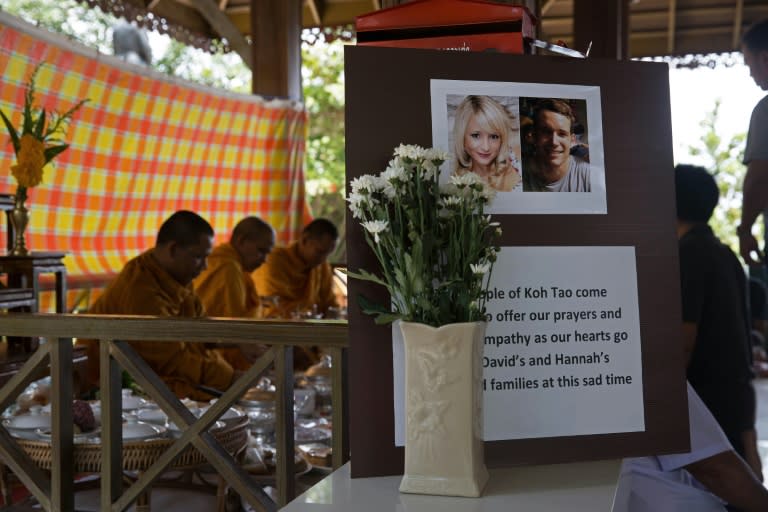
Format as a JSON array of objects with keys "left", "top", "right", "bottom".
[{"left": 398, "top": 320, "right": 489, "bottom": 497}]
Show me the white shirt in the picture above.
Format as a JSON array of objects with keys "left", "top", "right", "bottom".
[{"left": 612, "top": 383, "right": 730, "bottom": 512}]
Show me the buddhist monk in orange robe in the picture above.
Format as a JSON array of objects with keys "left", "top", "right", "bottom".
[
  {"left": 78, "top": 211, "right": 236, "bottom": 401},
  {"left": 194, "top": 217, "right": 275, "bottom": 370},
  {"left": 253, "top": 218, "right": 339, "bottom": 369}
]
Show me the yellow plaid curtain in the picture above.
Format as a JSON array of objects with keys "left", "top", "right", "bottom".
[{"left": 0, "top": 14, "right": 309, "bottom": 308}]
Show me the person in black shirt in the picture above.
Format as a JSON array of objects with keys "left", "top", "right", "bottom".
[{"left": 676, "top": 164, "right": 762, "bottom": 481}]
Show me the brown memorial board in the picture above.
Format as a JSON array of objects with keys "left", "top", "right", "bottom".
[{"left": 345, "top": 45, "right": 688, "bottom": 478}]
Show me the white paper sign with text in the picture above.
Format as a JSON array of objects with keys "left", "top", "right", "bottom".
[{"left": 393, "top": 246, "right": 645, "bottom": 445}]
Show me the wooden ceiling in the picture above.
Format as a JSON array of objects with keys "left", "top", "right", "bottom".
[
  {"left": 88, "top": 0, "right": 768, "bottom": 59},
  {"left": 543, "top": 0, "right": 768, "bottom": 58}
]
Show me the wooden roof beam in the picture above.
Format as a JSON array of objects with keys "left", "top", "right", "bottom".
[
  {"left": 191, "top": 0, "right": 252, "bottom": 68},
  {"left": 666, "top": 0, "right": 676, "bottom": 54},
  {"left": 306, "top": 0, "right": 324, "bottom": 26},
  {"left": 732, "top": 0, "right": 744, "bottom": 49},
  {"left": 542, "top": 0, "right": 558, "bottom": 16}
]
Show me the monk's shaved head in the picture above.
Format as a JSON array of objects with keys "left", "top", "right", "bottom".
[
  {"left": 231, "top": 216, "right": 275, "bottom": 272},
  {"left": 156, "top": 210, "right": 214, "bottom": 247},
  {"left": 299, "top": 218, "right": 338, "bottom": 268},
  {"left": 302, "top": 218, "right": 338, "bottom": 241},
  {"left": 230, "top": 216, "right": 273, "bottom": 243},
  {"left": 154, "top": 210, "right": 214, "bottom": 285}
]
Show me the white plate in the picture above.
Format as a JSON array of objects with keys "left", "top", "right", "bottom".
[
  {"left": 122, "top": 420, "right": 167, "bottom": 441},
  {"left": 199, "top": 406, "right": 243, "bottom": 421},
  {"left": 121, "top": 396, "right": 148, "bottom": 411},
  {"left": 2, "top": 414, "right": 51, "bottom": 431},
  {"left": 137, "top": 408, "right": 167, "bottom": 425},
  {"left": 167, "top": 420, "right": 225, "bottom": 438},
  {"left": 36, "top": 427, "right": 100, "bottom": 443}
]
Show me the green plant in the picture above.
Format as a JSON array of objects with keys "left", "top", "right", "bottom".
[{"left": 347, "top": 144, "right": 501, "bottom": 326}]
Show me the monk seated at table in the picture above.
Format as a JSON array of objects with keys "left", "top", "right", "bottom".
[
  {"left": 193, "top": 216, "right": 275, "bottom": 371},
  {"left": 253, "top": 218, "right": 339, "bottom": 370},
  {"left": 77, "top": 210, "right": 246, "bottom": 401}
]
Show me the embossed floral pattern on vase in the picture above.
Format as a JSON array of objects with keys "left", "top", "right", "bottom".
[{"left": 399, "top": 320, "right": 489, "bottom": 498}]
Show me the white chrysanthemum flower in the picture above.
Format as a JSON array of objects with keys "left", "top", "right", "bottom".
[
  {"left": 382, "top": 182, "right": 397, "bottom": 200},
  {"left": 479, "top": 184, "right": 497, "bottom": 203},
  {"left": 351, "top": 174, "right": 381, "bottom": 194},
  {"left": 381, "top": 164, "right": 407, "bottom": 183},
  {"left": 424, "top": 147, "right": 450, "bottom": 162},
  {"left": 450, "top": 173, "right": 483, "bottom": 188},
  {"left": 439, "top": 182, "right": 460, "bottom": 197},
  {"left": 347, "top": 193, "right": 368, "bottom": 219},
  {"left": 470, "top": 262, "right": 491, "bottom": 275},
  {"left": 394, "top": 144, "right": 426, "bottom": 160},
  {"left": 388, "top": 157, "right": 406, "bottom": 171},
  {"left": 441, "top": 196, "right": 462, "bottom": 207},
  {"left": 362, "top": 219, "right": 389, "bottom": 243},
  {"left": 421, "top": 159, "right": 440, "bottom": 179}
]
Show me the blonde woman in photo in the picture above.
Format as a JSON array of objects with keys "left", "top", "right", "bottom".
[{"left": 452, "top": 95, "right": 522, "bottom": 192}]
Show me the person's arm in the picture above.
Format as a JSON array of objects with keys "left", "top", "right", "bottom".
[
  {"left": 681, "top": 322, "right": 698, "bottom": 366},
  {"left": 678, "top": 241, "right": 705, "bottom": 366},
  {"left": 317, "top": 263, "right": 339, "bottom": 315},
  {"left": 739, "top": 159, "right": 768, "bottom": 265},
  {"left": 741, "top": 428, "right": 764, "bottom": 482},
  {"left": 127, "top": 293, "right": 235, "bottom": 394},
  {"left": 254, "top": 253, "right": 303, "bottom": 317},
  {"left": 686, "top": 449, "right": 768, "bottom": 511}
]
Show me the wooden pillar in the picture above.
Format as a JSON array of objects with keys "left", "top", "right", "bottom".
[
  {"left": 250, "top": 0, "right": 302, "bottom": 99},
  {"left": 573, "top": 0, "right": 629, "bottom": 60}
]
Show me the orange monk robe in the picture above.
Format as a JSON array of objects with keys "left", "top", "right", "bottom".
[
  {"left": 195, "top": 243, "right": 261, "bottom": 318},
  {"left": 253, "top": 242, "right": 338, "bottom": 369},
  {"left": 193, "top": 242, "right": 264, "bottom": 370},
  {"left": 77, "top": 250, "right": 234, "bottom": 401},
  {"left": 253, "top": 242, "right": 338, "bottom": 319}
]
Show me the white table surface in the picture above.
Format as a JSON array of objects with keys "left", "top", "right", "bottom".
[{"left": 282, "top": 460, "right": 622, "bottom": 511}]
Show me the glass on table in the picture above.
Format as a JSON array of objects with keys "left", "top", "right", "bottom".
[
  {"left": 324, "top": 306, "right": 347, "bottom": 319},
  {"left": 290, "top": 304, "right": 323, "bottom": 320}
]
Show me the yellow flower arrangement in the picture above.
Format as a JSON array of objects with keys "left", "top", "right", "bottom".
[{"left": 0, "top": 63, "right": 87, "bottom": 202}]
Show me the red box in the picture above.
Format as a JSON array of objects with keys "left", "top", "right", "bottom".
[{"left": 355, "top": 0, "right": 537, "bottom": 54}]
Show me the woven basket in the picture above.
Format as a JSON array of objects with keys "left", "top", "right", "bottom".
[{"left": 17, "top": 415, "right": 249, "bottom": 473}]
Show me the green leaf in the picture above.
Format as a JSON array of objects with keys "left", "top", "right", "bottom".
[
  {"left": 44, "top": 144, "right": 68, "bottom": 163},
  {"left": 356, "top": 293, "right": 388, "bottom": 313},
  {"left": 22, "top": 106, "right": 34, "bottom": 137},
  {"left": 0, "top": 110, "right": 20, "bottom": 154},
  {"left": 34, "top": 109, "right": 46, "bottom": 138},
  {"left": 372, "top": 312, "right": 402, "bottom": 325},
  {"left": 394, "top": 267, "right": 408, "bottom": 292},
  {"left": 346, "top": 268, "right": 388, "bottom": 288}
]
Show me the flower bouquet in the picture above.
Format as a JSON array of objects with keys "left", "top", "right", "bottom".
[
  {"left": 348, "top": 143, "right": 501, "bottom": 326},
  {"left": 347, "top": 143, "right": 501, "bottom": 497},
  {"left": 0, "top": 63, "right": 87, "bottom": 254}
]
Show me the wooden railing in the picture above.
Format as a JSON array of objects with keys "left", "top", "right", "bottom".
[{"left": 0, "top": 313, "right": 349, "bottom": 512}]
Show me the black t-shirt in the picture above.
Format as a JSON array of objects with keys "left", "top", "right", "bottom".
[{"left": 679, "top": 224, "right": 755, "bottom": 455}]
